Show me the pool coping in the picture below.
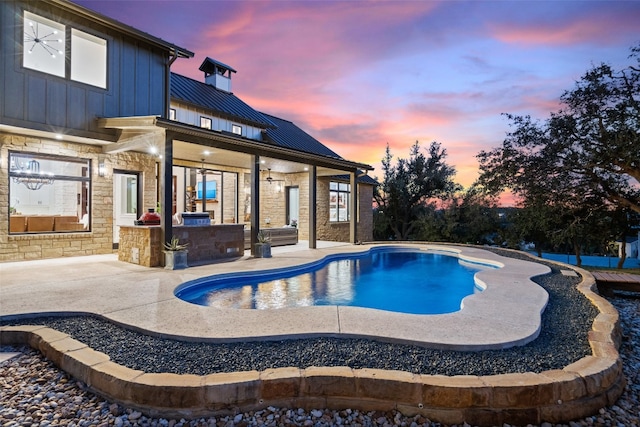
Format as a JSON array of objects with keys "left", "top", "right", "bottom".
[
  {"left": 0, "top": 247, "right": 625, "bottom": 426},
  {"left": 165, "top": 244, "right": 553, "bottom": 350}
]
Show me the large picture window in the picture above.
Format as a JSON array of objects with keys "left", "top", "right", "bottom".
[
  {"left": 329, "top": 181, "right": 350, "bottom": 222},
  {"left": 8, "top": 152, "right": 91, "bottom": 234}
]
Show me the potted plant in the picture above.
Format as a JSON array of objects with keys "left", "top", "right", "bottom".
[
  {"left": 255, "top": 230, "right": 272, "bottom": 258},
  {"left": 163, "top": 236, "right": 188, "bottom": 270}
]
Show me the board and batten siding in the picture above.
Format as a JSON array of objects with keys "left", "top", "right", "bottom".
[
  {"left": 170, "top": 102, "right": 265, "bottom": 140},
  {"left": 0, "top": 1, "right": 168, "bottom": 140}
]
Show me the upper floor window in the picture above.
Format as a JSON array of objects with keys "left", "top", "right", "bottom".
[
  {"left": 71, "top": 29, "right": 107, "bottom": 88},
  {"left": 200, "top": 117, "right": 212, "bottom": 129},
  {"left": 232, "top": 124, "right": 242, "bottom": 136},
  {"left": 169, "top": 108, "right": 176, "bottom": 121},
  {"left": 329, "top": 181, "right": 350, "bottom": 222},
  {"left": 23, "top": 11, "right": 65, "bottom": 78},
  {"left": 23, "top": 11, "right": 107, "bottom": 89}
]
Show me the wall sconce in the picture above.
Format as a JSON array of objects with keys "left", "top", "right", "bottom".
[{"left": 98, "top": 156, "right": 107, "bottom": 177}]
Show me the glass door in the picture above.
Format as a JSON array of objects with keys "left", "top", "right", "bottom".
[{"left": 113, "top": 172, "right": 140, "bottom": 246}]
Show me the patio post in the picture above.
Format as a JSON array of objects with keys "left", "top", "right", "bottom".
[
  {"left": 161, "top": 134, "right": 174, "bottom": 250},
  {"left": 250, "top": 155, "right": 260, "bottom": 255},
  {"left": 350, "top": 170, "right": 357, "bottom": 244},
  {"left": 308, "top": 165, "right": 317, "bottom": 249}
]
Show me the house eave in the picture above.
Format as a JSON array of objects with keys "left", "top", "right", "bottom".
[{"left": 44, "top": 0, "right": 194, "bottom": 58}]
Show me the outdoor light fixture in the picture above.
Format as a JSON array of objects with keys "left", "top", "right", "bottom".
[
  {"left": 10, "top": 159, "right": 55, "bottom": 191},
  {"left": 98, "top": 156, "right": 106, "bottom": 177}
]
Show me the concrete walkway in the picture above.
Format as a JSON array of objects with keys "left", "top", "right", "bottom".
[{"left": 0, "top": 243, "right": 550, "bottom": 350}]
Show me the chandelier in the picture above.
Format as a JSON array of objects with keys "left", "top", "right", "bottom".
[{"left": 10, "top": 159, "right": 55, "bottom": 191}]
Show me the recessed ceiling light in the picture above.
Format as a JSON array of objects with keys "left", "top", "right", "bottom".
[
  {"left": 149, "top": 146, "right": 158, "bottom": 154},
  {"left": 203, "top": 150, "right": 210, "bottom": 156},
  {"left": 304, "top": 167, "right": 309, "bottom": 171},
  {"left": 55, "top": 134, "right": 63, "bottom": 140},
  {"left": 260, "top": 160, "right": 266, "bottom": 164}
]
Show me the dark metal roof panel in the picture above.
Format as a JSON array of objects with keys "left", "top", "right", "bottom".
[
  {"left": 170, "top": 73, "right": 276, "bottom": 128},
  {"left": 260, "top": 112, "right": 343, "bottom": 159},
  {"left": 329, "top": 173, "right": 379, "bottom": 185}
]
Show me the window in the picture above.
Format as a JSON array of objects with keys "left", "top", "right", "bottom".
[
  {"left": 200, "top": 117, "right": 212, "bottom": 129},
  {"left": 23, "top": 11, "right": 108, "bottom": 89},
  {"left": 169, "top": 108, "right": 176, "bottom": 120},
  {"left": 232, "top": 124, "right": 242, "bottom": 136},
  {"left": 9, "top": 152, "right": 91, "bottom": 234},
  {"left": 329, "top": 181, "right": 350, "bottom": 222},
  {"left": 23, "top": 11, "right": 65, "bottom": 78},
  {"left": 71, "top": 29, "right": 107, "bottom": 88}
]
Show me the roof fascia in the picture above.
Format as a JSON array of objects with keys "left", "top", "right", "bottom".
[
  {"left": 45, "top": 0, "right": 194, "bottom": 58},
  {"left": 156, "top": 118, "right": 373, "bottom": 172}
]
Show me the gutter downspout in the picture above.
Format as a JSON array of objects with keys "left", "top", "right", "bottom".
[{"left": 165, "top": 53, "right": 179, "bottom": 119}]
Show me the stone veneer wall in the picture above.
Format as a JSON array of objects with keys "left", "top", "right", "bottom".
[
  {"left": 117, "top": 226, "right": 162, "bottom": 267},
  {"left": 259, "top": 176, "right": 287, "bottom": 229},
  {"left": 0, "top": 133, "right": 157, "bottom": 262},
  {"left": 315, "top": 179, "right": 374, "bottom": 243}
]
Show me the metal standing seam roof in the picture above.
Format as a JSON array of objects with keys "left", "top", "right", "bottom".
[
  {"left": 330, "top": 173, "right": 379, "bottom": 186},
  {"left": 260, "top": 112, "right": 344, "bottom": 160},
  {"left": 169, "top": 73, "right": 350, "bottom": 160},
  {"left": 170, "top": 73, "right": 276, "bottom": 129}
]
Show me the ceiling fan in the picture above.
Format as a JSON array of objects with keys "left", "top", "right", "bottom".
[
  {"left": 198, "top": 158, "right": 217, "bottom": 175},
  {"left": 263, "top": 168, "right": 285, "bottom": 183}
]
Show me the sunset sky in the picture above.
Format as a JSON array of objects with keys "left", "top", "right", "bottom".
[{"left": 76, "top": 0, "right": 639, "bottom": 190}]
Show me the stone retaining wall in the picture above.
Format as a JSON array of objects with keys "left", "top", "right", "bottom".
[{"left": 0, "top": 270, "right": 625, "bottom": 426}]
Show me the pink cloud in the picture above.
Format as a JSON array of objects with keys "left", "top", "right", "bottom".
[{"left": 490, "top": 6, "right": 640, "bottom": 46}]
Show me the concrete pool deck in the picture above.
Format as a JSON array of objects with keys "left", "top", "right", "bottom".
[
  {"left": 0, "top": 243, "right": 550, "bottom": 350},
  {"left": 0, "top": 242, "right": 626, "bottom": 426}
]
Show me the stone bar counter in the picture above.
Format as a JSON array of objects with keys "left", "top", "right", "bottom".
[{"left": 118, "top": 224, "right": 244, "bottom": 267}]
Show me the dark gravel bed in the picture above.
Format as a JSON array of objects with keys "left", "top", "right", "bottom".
[{"left": 1, "top": 249, "right": 598, "bottom": 377}]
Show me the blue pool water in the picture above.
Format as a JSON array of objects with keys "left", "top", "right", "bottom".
[{"left": 175, "top": 248, "right": 495, "bottom": 315}]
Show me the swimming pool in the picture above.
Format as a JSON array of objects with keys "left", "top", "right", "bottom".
[{"left": 175, "top": 247, "right": 496, "bottom": 314}]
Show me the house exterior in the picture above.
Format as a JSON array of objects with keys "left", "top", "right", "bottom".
[
  {"left": 618, "top": 234, "right": 639, "bottom": 260},
  {"left": 0, "top": 0, "right": 374, "bottom": 263}
]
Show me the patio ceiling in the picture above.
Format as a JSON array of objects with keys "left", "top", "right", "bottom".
[{"left": 173, "top": 140, "right": 345, "bottom": 177}]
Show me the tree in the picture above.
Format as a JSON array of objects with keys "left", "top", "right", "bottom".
[
  {"left": 555, "top": 45, "right": 640, "bottom": 213},
  {"left": 374, "top": 141, "right": 460, "bottom": 240},
  {"left": 417, "top": 186, "right": 501, "bottom": 245},
  {"left": 477, "top": 44, "right": 640, "bottom": 266}
]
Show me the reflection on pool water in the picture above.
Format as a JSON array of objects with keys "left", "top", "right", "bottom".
[{"left": 175, "top": 248, "right": 496, "bottom": 315}]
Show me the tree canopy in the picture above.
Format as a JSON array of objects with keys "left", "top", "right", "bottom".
[
  {"left": 373, "top": 141, "right": 460, "bottom": 240},
  {"left": 478, "top": 44, "right": 640, "bottom": 214},
  {"left": 476, "top": 44, "right": 640, "bottom": 266}
]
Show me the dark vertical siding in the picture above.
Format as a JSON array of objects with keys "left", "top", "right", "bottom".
[
  {"left": 149, "top": 54, "right": 165, "bottom": 116},
  {"left": 1, "top": 1, "right": 169, "bottom": 138},
  {"left": 47, "top": 80, "right": 67, "bottom": 126},
  {"left": 27, "top": 75, "right": 47, "bottom": 123},
  {"left": 120, "top": 42, "right": 136, "bottom": 116},
  {"left": 68, "top": 86, "right": 86, "bottom": 129},
  {"left": 104, "top": 38, "right": 120, "bottom": 118},
  {"left": 87, "top": 90, "right": 104, "bottom": 132},
  {"left": 135, "top": 48, "right": 150, "bottom": 115}
]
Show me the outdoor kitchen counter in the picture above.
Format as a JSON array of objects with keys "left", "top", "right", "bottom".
[
  {"left": 118, "top": 224, "right": 244, "bottom": 267},
  {"left": 174, "top": 223, "right": 244, "bottom": 266}
]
